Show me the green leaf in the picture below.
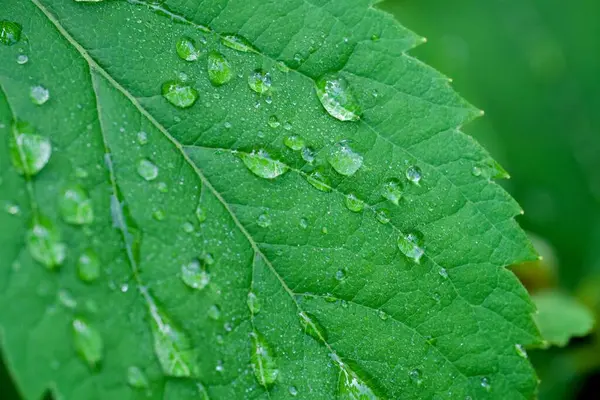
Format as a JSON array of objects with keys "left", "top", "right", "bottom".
[
  {"left": 0, "top": 0, "right": 541, "bottom": 399},
  {"left": 533, "top": 290, "right": 595, "bottom": 348}
]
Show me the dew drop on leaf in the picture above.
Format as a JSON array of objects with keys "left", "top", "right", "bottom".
[
  {"left": 58, "top": 289, "right": 77, "bottom": 309},
  {"left": 181, "top": 259, "right": 210, "bottom": 291},
  {"left": 127, "top": 366, "right": 149, "bottom": 389},
  {"left": 248, "top": 70, "right": 272, "bottom": 94},
  {"left": 207, "top": 51, "right": 232, "bottom": 86},
  {"left": 299, "top": 218, "right": 309, "bottom": 229},
  {"left": 208, "top": 305, "right": 221, "bottom": 320},
  {"left": 241, "top": 150, "right": 288, "bottom": 179},
  {"left": 161, "top": 80, "right": 198, "bottom": 108},
  {"left": 375, "top": 208, "right": 390, "bottom": 224},
  {"left": 268, "top": 115, "right": 281, "bottom": 128},
  {"left": 397, "top": 231, "right": 425, "bottom": 263},
  {"left": 221, "top": 34, "right": 256, "bottom": 53},
  {"left": 301, "top": 147, "right": 316, "bottom": 164},
  {"left": 30, "top": 85, "right": 50, "bottom": 105},
  {"left": 515, "top": 344, "right": 527, "bottom": 358},
  {"left": 307, "top": 171, "right": 331, "bottom": 192},
  {"left": 157, "top": 182, "right": 168, "bottom": 193},
  {"left": 288, "top": 386, "right": 298, "bottom": 396},
  {"left": 72, "top": 318, "right": 103, "bottom": 369},
  {"left": 481, "top": 377, "right": 491, "bottom": 391},
  {"left": 136, "top": 131, "right": 148, "bottom": 145},
  {"left": 406, "top": 165, "right": 422, "bottom": 185},
  {"left": 315, "top": 74, "right": 361, "bottom": 122},
  {"left": 439, "top": 268, "right": 449, "bottom": 279},
  {"left": 59, "top": 184, "right": 94, "bottom": 225},
  {"left": 345, "top": 193, "right": 364, "bottom": 213},
  {"left": 381, "top": 178, "right": 404, "bottom": 205},
  {"left": 284, "top": 135, "right": 305, "bottom": 151},
  {"left": 152, "top": 210, "right": 166, "bottom": 221},
  {"left": 137, "top": 159, "right": 159, "bottom": 181},
  {"left": 409, "top": 369, "right": 423, "bottom": 385},
  {"left": 182, "top": 222, "right": 194, "bottom": 233},
  {"left": 176, "top": 37, "right": 199, "bottom": 61},
  {"left": 257, "top": 213, "right": 271, "bottom": 228},
  {"left": 16, "top": 54, "right": 28, "bottom": 65},
  {"left": 334, "top": 354, "right": 378, "bottom": 399},
  {"left": 0, "top": 20, "right": 22, "bottom": 46},
  {"left": 9, "top": 122, "right": 52, "bottom": 177},
  {"left": 250, "top": 331, "right": 279, "bottom": 388},
  {"left": 299, "top": 311, "right": 328, "bottom": 341},
  {"left": 195, "top": 206, "right": 207, "bottom": 223},
  {"left": 5, "top": 203, "right": 20, "bottom": 215},
  {"left": 328, "top": 142, "right": 363, "bottom": 176},
  {"left": 247, "top": 292, "right": 261, "bottom": 314},
  {"left": 27, "top": 216, "right": 66, "bottom": 270},
  {"left": 276, "top": 61, "right": 290, "bottom": 73},
  {"left": 77, "top": 248, "right": 101, "bottom": 283}
]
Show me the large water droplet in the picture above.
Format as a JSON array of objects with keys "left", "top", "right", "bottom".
[
  {"left": 334, "top": 354, "right": 378, "bottom": 399},
  {"left": 207, "top": 51, "right": 232, "bottom": 86},
  {"left": 72, "top": 318, "right": 103, "bottom": 369},
  {"left": 9, "top": 122, "right": 52, "bottom": 177},
  {"left": 299, "top": 311, "right": 328, "bottom": 341},
  {"left": 241, "top": 150, "right": 288, "bottom": 179},
  {"left": 248, "top": 70, "right": 272, "bottom": 94},
  {"left": 181, "top": 259, "right": 210, "bottom": 291},
  {"left": 247, "top": 292, "right": 261, "bottom": 314},
  {"left": 59, "top": 185, "right": 94, "bottom": 225},
  {"left": 397, "top": 231, "right": 425, "bottom": 263},
  {"left": 515, "top": 344, "right": 528, "bottom": 358},
  {"left": 345, "top": 193, "right": 364, "bottom": 213},
  {"left": 315, "top": 74, "right": 361, "bottom": 122},
  {"left": 30, "top": 85, "right": 50, "bottom": 105},
  {"left": 307, "top": 171, "right": 331, "bottom": 192},
  {"left": 137, "top": 159, "right": 159, "bottom": 181},
  {"left": 284, "top": 135, "right": 305, "bottom": 151},
  {"left": 161, "top": 81, "right": 198, "bottom": 108},
  {"left": 289, "top": 386, "right": 299, "bottom": 396},
  {"left": 221, "top": 34, "right": 256, "bottom": 52},
  {"left": 0, "top": 21, "right": 22, "bottom": 46},
  {"left": 27, "top": 216, "right": 66, "bottom": 270},
  {"left": 176, "top": 37, "right": 199, "bottom": 61},
  {"left": 406, "top": 165, "right": 422, "bottom": 185},
  {"left": 381, "top": 178, "right": 404, "bottom": 205},
  {"left": 268, "top": 115, "right": 281, "bottom": 129},
  {"left": 16, "top": 54, "right": 28, "bottom": 65},
  {"left": 375, "top": 208, "right": 390, "bottom": 224},
  {"left": 328, "top": 142, "right": 363, "bottom": 176},
  {"left": 195, "top": 206, "right": 207, "bottom": 223},
  {"left": 127, "top": 366, "right": 149, "bottom": 389},
  {"left": 250, "top": 331, "right": 279, "bottom": 388},
  {"left": 78, "top": 249, "right": 101, "bottom": 283}
]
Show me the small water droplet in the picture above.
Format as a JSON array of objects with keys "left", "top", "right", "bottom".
[
  {"left": 176, "top": 37, "right": 199, "bottom": 61},
  {"left": 439, "top": 268, "right": 449, "bottom": 279},
  {"left": 181, "top": 259, "right": 210, "bottom": 291},
  {"left": 208, "top": 305, "right": 221, "bottom": 320},
  {"left": 315, "top": 74, "right": 361, "bottom": 122},
  {"left": 30, "top": 85, "right": 50, "bottom": 105},
  {"left": 215, "top": 360, "right": 225, "bottom": 372},
  {"left": 5, "top": 203, "right": 20, "bottom": 215},
  {"left": 284, "top": 135, "right": 305, "bottom": 151},
  {"left": 409, "top": 369, "right": 423, "bottom": 385},
  {"left": 344, "top": 193, "right": 364, "bottom": 213},
  {"left": 182, "top": 222, "right": 194, "bottom": 233},
  {"left": 153, "top": 210, "right": 166, "bottom": 221},
  {"left": 16, "top": 54, "right": 28, "bottom": 65},
  {"left": 221, "top": 34, "right": 256, "bottom": 52},
  {"left": 257, "top": 213, "right": 271, "bottom": 228},
  {"left": 301, "top": 147, "right": 316, "bottom": 164},
  {"left": 58, "top": 289, "right": 77, "bottom": 309},
  {"left": 27, "top": 217, "right": 66, "bottom": 270},
  {"left": 381, "top": 179, "right": 404, "bottom": 205},
  {"left": 127, "top": 366, "right": 149, "bottom": 389},
  {"left": 307, "top": 171, "right": 331, "bottom": 192},
  {"left": 195, "top": 206, "right": 207, "bottom": 223},
  {"left": 276, "top": 61, "right": 290, "bottom": 73},
  {"left": 157, "top": 182, "right": 168, "bottom": 193},
  {"left": 378, "top": 309, "right": 389, "bottom": 320},
  {"left": 207, "top": 51, "right": 232, "bottom": 86},
  {"left": 59, "top": 185, "right": 94, "bottom": 225},
  {"left": 268, "top": 115, "right": 281, "bottom": 128},
  {"left": 9, "top": 121, "right": 52, "bottom": 177},
  {"left": 328, "top": 142, "right": 363, "bottom": 176},
  {"left": 472, "top": 166, "right": 482, "bottom": 177},
  {"left": 406, "top": 165, "right": 422, "bottom": 185},
  {"left": 77, "top": 249, "right": 101, "bottom": 283},
  {"left": 137, "top": 131, "right": 148, "bottom": 145},
  {"left": 137, "top": 159, "right": 159, "bottom": 181},
  {"left": 72, "top": 318, "right": 103, "bottom": 369},
  {"left": 247, "top": 292, "right": 261, "bottom": 314},
  {"left": 0, "top": 21, "right": 22, "bottom": 46},
  {"left": 250, "top": 331, "right": 279, "bottom": 387},
  {"left": 248, "top": 70, "right": 272, "bottom": 94},
  {"left": 288, "top": 386, "right": 298, "bottom": 396},
  {"left": 335, "top": 268, "right": 347, "bottom": 281},
  {"left": 480, "top": 377, "right": 491, "bottom": 391},
  {"left": 75, "top": 167, "right": 88, "bottom": 178},
  {"left": 397, "top": 231, "right": 425, "bottom": 263},
  {"left": 515, "top": 344, "right": 528, "bottom": 358},
  {"left": 299, "top": 218, "right": 309, "bottom": 229},
  {"left": 375, "top": 208, "right": 390, "bottom": 224},
  {"left": 299, "top": 311, "right": 327, "bottom": 341},
  {"left": 161, "top": 81, "right": 198, "bottom": 108},
  {"left": 241, "top": 150, "right": 288, "bottom": 179}
]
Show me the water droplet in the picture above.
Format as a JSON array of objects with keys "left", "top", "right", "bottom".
[
  {"left": 75, "top": 167, "right": 88, "bottom": 178},
  {"left": 378, "top": 310, "right": 389, "bottom": 320},
  {"left": 241, "top": 150, "right": 288, "bottom": 179},
  {"left": 257, "top": 213, "right": 271, "bottom": 228},
  {"left": 59, "top": 185, "right": 94, "bottom": 225},
  {"left": 153, "top": 210, "right": 166, "bottom": 221},
  {"left": 16, "top": 54, "right": 28, "bottom": 65},
  {"left": 439, "top": 268, "right": 448, "bottom": 279},
  {"left": 137, "top": 159, "right": 159, "bottom": 181},
  {"left": 207, "top": 51, "right": 232, "bottom": 86},
  {"left": 375, "top": 208, "right": 390, "bottom": 224},
  {"left": 176, "top": 37, "right": 199, "bottom": 61},
  {"left": 5, "top": 203, "right": 20, "bottom": 215},
  {"left": 397, "top": 231, "right": 425, "bottom": 263},
  {"left": 299, "top": 218, "right": 309, "bottom": 229},
  {"left": 72, "top": 318, "right": 103, "bottom": 369},
  {"left": 182, "top": 222, "right": 194, "bottom": 233},
  {"left": 480, "top": 377, "right": 491, "bottom": 391},
  {"left": 27, "top": 217, "right": 66, "bottom": 270},
  {"left": 0, "top": 21, "right": 22, "bottom": 46},
  {"left": 307, "top": 171, "right": 331, "bottom": 192},
  {"left": 315, "top": 74, "right": 361, "bottom": 122},
  {"left": 472, "top": 166, "right": 482, "bottom": 177},
  {"left": 299, "top": 311, "right": 327, "bottom": 341},
  {"left": 406, "top": 165, "right": 422, "bottom": 185},
  {"left": 136, "top": 131, "right": 148, "bottom": 145},
  {"left": 268, "top": 115, "right": 281, "bottom": 128},
  {"left": 221, "top": 34, "right": 256, "bottom": 52},
  {"left": 381, "top": 179, "right": 404, "bottom": 205},
  {"left": 250, "top": 331, "right": 279, "bottom": 388},
  {"left": 9, "top": 121, "right": 52, "bottom": 177},
  {"left": 409, "top": 369, "right": 423, "bottom": 385},
  {"left": 195, "top": 206, "right": 207, "bottom": 223},
  {"left": 334, "top": 354, "right": 378, "bottom": 399},
  {"left": 276, "top": 61, "right": 290, "bottom": 73},
  {"left": 161, "top": 81, "right": 198, "bottom": 108},
  {"left": 284, "top": 135, "right": 305, "bottom": 151},
  {"left": 328, "top": 142, "right": 363, "bottom": 176},
  {"left": 283, "top": 121, "right": 293, "bottom": 131},
  {"left": 301, "top": 147, "right": 316, "bottom": 164},
  {"left": 127, "top": 366, "right": 149, "bottom": 389},
  {"left": 181, "top": 259, "right": 210, "bottom": 291},
  {"left": 515, "top": 344, "right": 528, "bottom": 358},
  {"left": 247, "top": 292, "right": 261, "bottom": 314},
  {"left": 30, "top": 85, "right": 50, "bottom": 105},
  {"left": 289, "top": 386, "right": 298, "bottom": 396},
  {"left": 58, "top": 289, "right": 77, "bottom": 309},
  {"left": 157, "top": 182, "right": 168, "bottom": 192},
  {"left": 248, "top": 70, "right": 272, "bottom": 94},
  {"left": 335, "top": 269, "right": 347, "bottom": 281},
  {"left": 344, "top": 194, "right": 364, "bottom": 213},
  {"left": 77, "top": 249, "right": 101, "bottom": 283},
  {"left": 208, "top": 305, "right": 221, "bottom": 320}
]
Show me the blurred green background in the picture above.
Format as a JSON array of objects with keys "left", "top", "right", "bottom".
[{"left": 2, "top": 0, "right": 599, "bottom": 398}]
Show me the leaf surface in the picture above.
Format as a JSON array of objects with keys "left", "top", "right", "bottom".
[{"left": 0, "top": 0, "right": 540, "bottom": 399}]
